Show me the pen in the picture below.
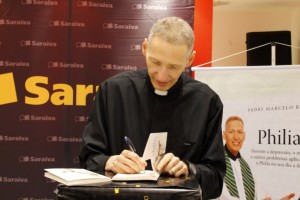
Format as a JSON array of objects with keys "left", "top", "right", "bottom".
[
  {"left": 124, "top": 136, "right": 145, "bottom": 173},
  {"left": 124, "top": 136, "right": 136, "bottom": 153}
]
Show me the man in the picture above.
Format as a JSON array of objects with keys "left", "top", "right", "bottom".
[
  {"left": 220, "top": 116, "right": 295, "bottom": 200},
  {"left": 79, "top": 16, "right": 225, "bottom": 199}
]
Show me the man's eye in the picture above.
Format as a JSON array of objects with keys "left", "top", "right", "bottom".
[{"left": 152, "top": 61, "right": 160, "bottom": 65}]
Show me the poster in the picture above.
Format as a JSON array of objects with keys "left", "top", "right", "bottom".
[{"left": 193, "top": 65, "right": 300, "bottom": 198}]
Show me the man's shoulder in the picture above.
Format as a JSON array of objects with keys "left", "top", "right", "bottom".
[{"left": 183, "top": 74, "right": 219, "bottom": 97}]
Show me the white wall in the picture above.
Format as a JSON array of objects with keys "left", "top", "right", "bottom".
[
  {"left": 291, "top": 8, "right": 300, "bottom": 64},
  {"left": 212, "top": 9, "right": 300, "bottom": 66}
]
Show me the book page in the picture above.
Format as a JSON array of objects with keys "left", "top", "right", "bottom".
[
  {"left": 142, "top": 132, "right": 167, "bottom": 172},
  {"left": 112, "top": 170, "right": 160, "bottom": 181},
  {"left": 111, "top": 132, "right": 167, "bottom": 182}
]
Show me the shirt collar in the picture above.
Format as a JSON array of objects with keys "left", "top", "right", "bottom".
[
  {"left": 146, "top": 72, "right": 183, "bottom": 98},
  {"left": 225, "top": 144, "right": 241, "bottom": 161}
]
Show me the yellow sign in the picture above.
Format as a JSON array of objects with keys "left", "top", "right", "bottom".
[
  {"left": 0, "top": 72, "right": 18, "bottom": 105},
  {"left": 0, "top": 72, "right": 99, "bottom": 106}
]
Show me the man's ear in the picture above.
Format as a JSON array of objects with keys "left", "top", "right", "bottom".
[
  {"left": 186, "top": 50, "right": 196, "bottom": 68},
  {"left": 142, "top": 38, "right": 148, "bottom": 56}
]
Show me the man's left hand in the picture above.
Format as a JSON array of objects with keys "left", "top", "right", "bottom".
[{"left": 155, "top": 153, "right": 189, "bottom": 177}]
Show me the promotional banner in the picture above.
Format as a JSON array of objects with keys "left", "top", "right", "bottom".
[
  {"left": 0, "top": 0, "right": 194, "bottom": 199},
  {"left": 192, "top": 65, "right": 300, "bottom": 198}
]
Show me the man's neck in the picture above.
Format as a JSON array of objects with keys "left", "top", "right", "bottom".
[{"left": 225, "top": 144, "right": 241, "bottom": 161}]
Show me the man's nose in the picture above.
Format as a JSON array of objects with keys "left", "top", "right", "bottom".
[
  {"left": 233, "top": 133, "right": 239, "bottom": 139},
  {"left": 156, "top": 67, "right": 168, "bottom": 81}
]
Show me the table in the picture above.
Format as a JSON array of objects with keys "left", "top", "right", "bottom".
[{"left": 54, "top": 174, "right": 202, "bottom": 200}]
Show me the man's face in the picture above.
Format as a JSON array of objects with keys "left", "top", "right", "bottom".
[
  {"left": 223, "top": 120, "right": 245, "bottom": 156},
  {"left": 142, "top": 37, "right": 194, "bottom": 91}
]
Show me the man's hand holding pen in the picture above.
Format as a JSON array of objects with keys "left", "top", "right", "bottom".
[
  {"left": 105, "top": 136, "right": 147, "bottom": 174},
  {"left": 105, "top": 151, "right": 189, "bottom": 177},
  {"left": 105, "top": 150, "right": 147, "bottom": 174}
]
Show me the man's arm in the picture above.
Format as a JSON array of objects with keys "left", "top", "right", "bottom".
[
  {"left": 78, "top": 85, "right": 110, "bottom": 173},
  {"left": 190, "top": 95, "right": 226, "bottom": 199},
  {"left": 78, "top": 83, "right": 146, "bottom": 174}
]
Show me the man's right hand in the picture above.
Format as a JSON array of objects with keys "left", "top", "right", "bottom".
[{"left": 105, "top": 150, "right": 147, "bottom": 174}]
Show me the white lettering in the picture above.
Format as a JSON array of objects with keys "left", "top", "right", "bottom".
[
  {"left": 4, "top": 61, "right": 30, "bottom": 67},
  {"left": 30, "top": 156, "right": 55, "bottom": 162},
  {"left": 58, "top": 137, "right": 82, "bottom": 142},
  {"left": 87, "top": 42, "right": 111, "bottom": 49},
  {"left": 32, "top": 0, "right": 58, "bottom": 6},
  {"left": 30, "top": 115, "right": 56, "bottom": 121},
  {"left": 3, "top": 136, "right": 29, "bottom": 142},
  {"left": 5, "top": 19, "right": 31, "bottom": 25},
  {"left": 59, "top": 62, "right": 84, "bottom": 68},
  {"left": 88, "top": 2, "right": 113, "bottom": 8},
  {"left": 113, "top": 64, "right": 137, "bottom": 71},
  {"left": 143, "top": 4, "right": 167, "bottom": 10},
  {"left": 114, "top": 24, "right": 138, "bottom": 30},
  {"left": 31, "top": 40, "right": 57, "bottom": 47},
  {"left": 60, "top": 21, "right": 85, "bottom": 27},
  {"left": 2, "top": 177, "right": 28, "bottom": 183}
]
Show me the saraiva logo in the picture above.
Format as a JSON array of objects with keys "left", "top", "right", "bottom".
[
  {"left": 0, "top": 18, "right": 31, "bottom": 25},
  {"left": 0, "top": 72, "right": 99, "bottom": 106},
  {"left": 21, "top": 0, "right": 58, "bottom": 6},
  {"left": 19, "top": 155, "right": 55, "bottom": 162},
  {"left": 76, "top": 41, "right": 112, "bottom": 49},
  {"left": 0, "top": 72, "right": 18, "bottom": 105},
  {"left": 0, "top": 134, "right": 29, "bottom": 142},
  {"left": 102, "top": 22, "right": 138, "bottom": 30},
  {"left": 77, "top": 1, "right": 113, "bottom": 8},
  {"left": 20, "top": 40, "right": 57, "bottom": 47},
  {"left": 46, "top": 135, "right": 82, "bottom": 142},
  {"left": 0, "top": 176, "right": 28, "bottom": 183},
  {"left": 101, "top": 64, "right": 137, "bottom": 71},
  {"left": 49, "top": 20, "right": 85, "bottom": 27},
  {"left": 132, "top": 3, "right": 167, "bottom": 10}
]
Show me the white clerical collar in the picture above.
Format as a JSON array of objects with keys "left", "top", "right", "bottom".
[{"left": 154, "top": 89, "right": 168, "bottom": 96}]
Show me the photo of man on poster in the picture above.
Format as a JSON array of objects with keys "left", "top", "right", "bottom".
[{"left": 219, "top": 115, "right": 296, "bottom": 200}]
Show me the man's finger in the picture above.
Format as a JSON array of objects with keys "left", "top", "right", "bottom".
[
  {"left": 120, "top": 150, "right": 147, "bottom": 172},
  {"left": 156, "top": 153, "right": 173, "bottom": 172}
]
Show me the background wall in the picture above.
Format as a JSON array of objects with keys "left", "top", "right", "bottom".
[
  {"left": 0, "top": 0, "right": 213, "bottom": 199},
  {"left": 212, "top": 5, "right": 300, "bottom": 66}
]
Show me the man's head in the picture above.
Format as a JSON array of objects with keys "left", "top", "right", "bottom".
[
  {"left": 223, "top": 116, "right": 246, "bottom": 156},
  {"left": 142, "top": 16, "right": 196, "bottom": 92}
]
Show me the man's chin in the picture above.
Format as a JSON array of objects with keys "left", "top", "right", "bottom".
[{"left": 153, "top": 84, "right": 170, "bottom": 91}]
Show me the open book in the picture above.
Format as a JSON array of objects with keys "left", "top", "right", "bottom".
[
  {"left": 112, "top": 132, "right": 167, "bottom": 182},
  {"left": 44, "top": 168, "right": 111, "bottom": 186},
  {"left": 45, "top": 133, "right": 167, "bottom": 184},
  {"left": 112, "top": 170, "right": 160, "bottom": 181}
]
